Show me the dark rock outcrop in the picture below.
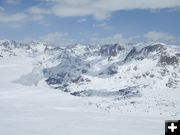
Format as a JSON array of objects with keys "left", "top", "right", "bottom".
[
  {"left": 124, "top": 47, "right": 137, "bottom": 62},
  {"left": 70, "top": 87, "right": 140, "bottom": 98},
  {"left": 159, "top": 55, "right": 179, "bottom": 66},
  {"left": 124, "top": 44, "right": 167, "bottom": 62},
  {"left": 100, "top": 43, "right": 124, "bottom": 57}
]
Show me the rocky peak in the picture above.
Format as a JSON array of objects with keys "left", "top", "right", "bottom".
[
  {"left": 124, "top": 47, "right": 137, "bottom": 62},
  {"left": 124, "top": 44, "right": 167, "bottom": 62},
  {"left": 100, "top": 43, "right": 124, "bottom": 57},
  {"left": 138, "top": 44, "right": 166, "bottom": 56}
]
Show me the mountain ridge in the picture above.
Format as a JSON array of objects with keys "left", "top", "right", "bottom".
[
  {"left": 1, "top": 39, "right": 180, "bottom": 92},
  {"left": 1, "top": 39, "right": 180, "bottom": 114}
]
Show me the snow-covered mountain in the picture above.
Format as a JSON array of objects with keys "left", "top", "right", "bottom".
[
  {"left": 1, "top": 39, "right": 180, "bottom": 135},
  {"left": 0, "top": 39, "right": 180, "bottom": 115},
  {"left": 42, "top": 42, "right": 180, "bottom": 92},
  {"left": 1, "top": 40, "right": 180, "bottom": 90}
]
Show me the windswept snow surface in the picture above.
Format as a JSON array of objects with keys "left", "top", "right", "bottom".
[{"left": 0, "top": 56, "right": 178, "bottom": 135}]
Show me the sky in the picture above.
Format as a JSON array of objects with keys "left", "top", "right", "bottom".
[{"left": 0, "top": 0, "right": 180, "bottom": 45}]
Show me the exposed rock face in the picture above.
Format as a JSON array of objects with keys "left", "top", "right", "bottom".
[
  {"left": 124, "top": 47, "right": 137, "bottom": 62},
  {"left": 100, "top": 43, "right": 124, "bottom": 57},
  {"left": 175, "top": 53, "right": 180, "bottom": 57},
  {"left": 70, "top": 87, "right": 140, "bottom": 98},
  {"left": 43, "top": 56, "right": 89, "bottom": 87},
  {"left": 159, "top": 55, "right": 179, "bottom": 66},
  {"left": 138, "top": 44, "right": 166, "bottom": 56},
  {"left": 71, "top": 76, "right": 84, "bottom": 83},
  {"left": 124, "top": 44, "right": 167, "bottom": 62},
  {"left": 100, "top": 64, "right": 119, "bottom": 75},
  {"left": 166, "top": 78, "right": 179, "bottom": 88}
]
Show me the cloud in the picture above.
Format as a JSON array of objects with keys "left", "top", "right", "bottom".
[
  {"left": 38, "top": 32, "right": 129, "bottom": 46},
  {"left": 93, "top": 22, "right": 112, "bottom": 30},
  {"left": 35, "top": 0, "right": 180, "bottom": 20},
  {"left": 27, "top": 6, "right": 51, "bottom": 15},
  {"left": 4, "top": 0, "right": 21, "bottom": 4},
  {"left": 90, "top": 34, "right": 129, "bottom": 44},
  {"left": 26, "top": 31, "right": 180, "bottom": 46},
  {"left": 89, "top": 31, "right": 180, "bottom": 45},
  {"left": 39, "top": 32, "right": 74, "bottom": 46},
  {"left": 0, "top": 9, "right": 49, "bottom": 25},
  {"left": 77, "top": 18, "right": 87, "bottom": 23},
  {"left": 145, "top": 31, "right": 180, "bottom": 44},
  {"left": 0, "top": 12, "right": 27, "bottom": 23},
  {"left": 0, "top": 0, "right": 180, "bottom": 26},
  {"left": 32, "top": 15, "right": 44, "bottom": 21}
]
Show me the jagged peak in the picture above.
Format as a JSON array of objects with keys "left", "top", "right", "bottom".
[{"left": 99, "top": 43, "right": 125, "bottom": 57}]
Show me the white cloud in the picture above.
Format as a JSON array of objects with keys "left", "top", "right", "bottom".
[
  {"left": 77, "top": 18, "right": 87, "bottom": 23},
  {"left": 30, "top": 31, "right": 180, "bottom": 46},
  {"left": 27, "top": 6, "right": 51, "bottom": 15},
  {"left": 37, "top": 0, "right": 180, "bottom": 20},
  {"left": 0, "top": 10, "right": 48, "bottom": 25},
  {"left": 38, "top": 32, "right": 129, "bottom": 46},
  {"left": 39, "top": 32, "right": 74, "bottom": 46},
  {"left": 32, "top": 15, "right": 44, "bottom": 21},
  {"left": 88, "top": 32, "right": 180, "bottom": 45},
  {"left": 5, "top": 0, "right": 21, "bottom": 4},
  {"left": 0, "top": 0, "right": 179, "bottom": 25},
  {"left": 145, "top": 31, "right": 180, "bottom": 44},
  {"left": 90, "top": 34, "right": 129, "bottom": 44},
  {"left": 93, "top": 22, "right": 112, "bottom": 30},
  {"left": 145, "top": 31, "right": 173, "bottom": 41},
  {"left": 0, "top": 12, "right": 26, "bottom": 23}
]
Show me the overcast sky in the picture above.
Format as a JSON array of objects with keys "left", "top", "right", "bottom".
[{"left": 0, "top": 0, "right": 180, "bottom": 45}]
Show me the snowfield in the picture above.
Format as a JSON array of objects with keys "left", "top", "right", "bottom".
[
  {"left": 0, "top": 40, "right": 180, "bottom": 135},
  {"left": 0, "top": 56, "right": 177, "bottom": 135}
]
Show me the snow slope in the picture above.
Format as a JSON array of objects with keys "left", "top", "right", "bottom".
[{"left": 0, "top": 56, "right": 175, "bottom": 135}]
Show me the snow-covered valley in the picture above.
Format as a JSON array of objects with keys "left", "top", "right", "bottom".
[{"left": 0, "top": 40, "right": 180, "bottom": 135}]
